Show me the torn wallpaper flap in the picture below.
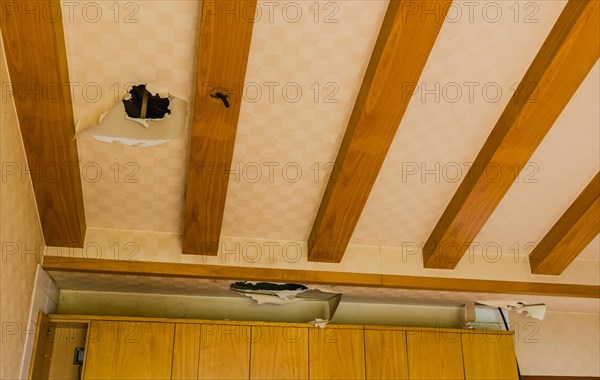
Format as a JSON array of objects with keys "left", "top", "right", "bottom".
[
  {"left": 75, "top": 94, "right": 120, "bottom": 137},
  {"left": 75, "top": 83, "right": 188, "bottom": 146},
  {"left": 84, "top": 97, "right": 187, "bottom": 147},
  {"left": 476, "top": 300, "right": 546, "bottom": 320},
  {"left": 230, "top": 282, "right": 342, "bottom": 322},
  {"left": 237, "top": 292, "right": 301, "bottom": 305}
]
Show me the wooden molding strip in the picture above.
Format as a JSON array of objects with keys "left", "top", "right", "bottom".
[
  {"left": 307, "top": 0, "right": 451, "bottom": 263},
  {"left": 423, "top": 0, "right": 600, "bottom": 269},
  {"left": 42, "top": 257, "right": 600, "bottom": 298},
  {"left": 183, "top": 0, "right": 257, "bottom": 255},
  {"left": 0, "top": 0, "right": 86, "bottom": 247},
  {"left": 529, "top": 172, "right": 600, "bottom": 275}
]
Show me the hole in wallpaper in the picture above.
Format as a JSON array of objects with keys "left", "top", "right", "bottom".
[
  {"left": 122, "top": 84, "right": 171, "bottom": 125},
  {"left": 75, "top": 83, "right": 188, "bottom": 147}
]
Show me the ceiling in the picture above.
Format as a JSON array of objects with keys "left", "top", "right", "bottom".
[
  {"left": 62, "top": 0, "right": 599, "bottom": 264},
  {"left": 0, "top": 0, "right": 591, "bottom": 322}
]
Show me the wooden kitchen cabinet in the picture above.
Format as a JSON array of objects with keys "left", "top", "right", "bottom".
[
  {"left": 197, "top": 323, "right": 251, "bottom": 380},
  {"left": 365, "top": 329, "right": 409, "bottom": 379},
  {"left": 309, "top": 327, "right": 365, "bottom": 380},
  {"left": 461, "top": 332, "right": 519, "bottom": 379},
  {"left": 83, "top": 321, "right": 174, "bottom": 379},
  {"left": 30, "top": 315, "right": 520, "bottom": 380},
  {"left": 406, "top": 330, "right": 465, "bottom": 379},
  {"left": 171, "top": 324, "right": 201, "bottom": 380},
  {"left": 251, "top": 325, "right": 309, "bottom": 379}
]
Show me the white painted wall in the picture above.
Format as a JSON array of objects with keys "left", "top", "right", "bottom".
[
  {"left": 512, "top": 310, "right": 600, "bottom": 376},
  {"left": 18, "top": 267, "right": 58, "bottom": 379}
]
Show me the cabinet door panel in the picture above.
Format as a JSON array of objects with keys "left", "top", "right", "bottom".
[
  {"left": 365, "top": 330, "right": 409, "bottom": 379},
  {"left": 407, "top": 330, "right": 464, "bottom": 379},
  {"left": 83, "top": 321, "right": 174, "bottom": 380},
  {"left": 309, "top": 328, "right": 365, "bottom": 380},
  {"left": 29, "top": 312, "right": 53, "bottom": 380},
  {"left": 47, "top": 325, "right": 87, "bottom": 380},
  {"left": 251, "top": 325, "right": 308, "bottom": 379},
  {"left": 172, "top": 324, "right": 201, "bottom": 380},
  {"left": 462, "top": 333, "right": 518, "bottom": 379},
  {"left": 198, "top": 324, "right": 250, "bottom": 380}
]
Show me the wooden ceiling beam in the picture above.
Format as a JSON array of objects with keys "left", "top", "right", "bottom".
[
  {"left": 42, "top": 257, "right": 600, "bottom": 298},
  {"left": 529, "top": 172, "right": 600, "bottom": 275},
  {"left": 183, "top": 0, "right": 257, "bottom": 255},
  {"left": 1, "top": 0, "right": 86, "bottom": 247},
  {"left": 308, "top": 0, "right": 451, "bottom": 262},
  {"left": 423, "top": 0, "right": 600, "bottom": 269}
]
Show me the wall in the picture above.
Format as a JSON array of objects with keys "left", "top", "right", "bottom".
[
  {"left": 512, "top": 310, "right": 600, "bottom": 376},
  {"left": 18, "top": 267, "right": 58, "bottom": 378},
  {"left": 0, "top": 34, "right": 46, "bottom": 379},
  {"left": 56, "top": 289, "right": 504, "bottom": 328}
]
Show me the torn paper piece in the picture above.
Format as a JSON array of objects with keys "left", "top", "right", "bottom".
[
  {"left": 237, "top": 292, "right": 301, "bottom": 305},
  {"left": 476, "top": 301, "right": 546, "bottom": 320},
  {"left": 511, "top": 303, "right": 546, "bottom": 320},
  {"left": 297, "top": 290, "right": 342, "bottom": 320},
  {"left": 74, "top": 94, "right": 120, "bottom": 138},
  {"left": 232, "top": 282, "right": 308, "bottom": 305},
  {"left": 309, "top": 319, "right": 329, "bottom": 328}
]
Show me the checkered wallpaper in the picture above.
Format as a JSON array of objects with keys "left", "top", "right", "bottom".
[{"left": 64, "top": 0, "right": 198, "bottom": 232}]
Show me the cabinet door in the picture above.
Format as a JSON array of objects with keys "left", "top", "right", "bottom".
[
  {"left": 365, "top": 330, "right": 409, "bottom": 379},
  {"left": 198, "top": 324, "right": 251, "bottom": 380},
  {"left": 462, "top": 333, "right": 519, "bottom": 379},
  {"left": 172, "top": 324, "right": 201, "bottom": 380},
  {"left": 250, "top": 325, "right": 308, "bottom": 379},
  {"left": 47, "top": 324, "right": 87, "bottom": 380},
  {"left": 83, "top": 321, "right": 174, "bottom": 379},
  {"left": 309, "top": 328, "right": 365, "bottom": 380},
  {"left": 406, "top": 330, "right": 464, "bottom": 379},
  {"left": 29, "top": 312, "right": 53, "bottom": 379}
]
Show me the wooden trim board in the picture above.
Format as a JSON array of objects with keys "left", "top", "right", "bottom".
[
  {"left": 529, "top": 172, "right": 600, "bottom": 275},
  {"left": 42, "top": 257, "right": 600, "bottom": 298},
  {"left": 183, "top": 0, "right": 257, "bottom": 255},
  {"left": 307, "top": 0, "right": 451, "bottom": 262},
  {"left": 1, "top": 0, "right": 86, "bottom": 247}
]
